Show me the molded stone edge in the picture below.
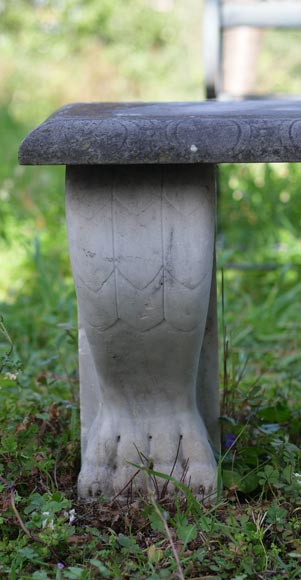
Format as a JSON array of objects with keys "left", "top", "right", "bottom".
[{"left": 18, "top": 100, "right": 301, "bottom": 165}]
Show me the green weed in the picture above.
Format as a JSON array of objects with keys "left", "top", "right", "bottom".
[{"left": 1, "top": 1, "right": 301, "bottom": 577}]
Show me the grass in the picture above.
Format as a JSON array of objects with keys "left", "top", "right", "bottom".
[
  {"left": 2, "top": 1, "right": 301, "bottom": 577},
  {"left": 2, "top": 293, "right": 301, "bottom": 579},
  {"left": 1, "top": 121, "right": 301, "bottom": 580},
  {"left": 1, "top": 207, "right": 301, "bottom": 578}
]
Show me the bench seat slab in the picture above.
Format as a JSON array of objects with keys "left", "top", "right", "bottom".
[{"left": 19, "top": 100, "right": 301, "bottom": 166}]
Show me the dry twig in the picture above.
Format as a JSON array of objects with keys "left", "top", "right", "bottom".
[{"left": 150, "top": 494, "right": 185, "bottom": 580}]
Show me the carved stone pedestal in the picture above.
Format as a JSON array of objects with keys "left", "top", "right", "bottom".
[
  {"left": 66, "top": 164, "right": 218, "bottom": 500},
  {"left": 19, "top": 100, "right": 301, "bottom": 501}
]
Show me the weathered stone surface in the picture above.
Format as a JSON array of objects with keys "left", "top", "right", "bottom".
[
  {"left": 25, "top": 98, "right": 301, "bottom": 501},
  {"left": 65, "top": 164, "right": 219, "bottom": 501},
  {"left": 19, "top": 100, "right": 301, "bottom": 165}
]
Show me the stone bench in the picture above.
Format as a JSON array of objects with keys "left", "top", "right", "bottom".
[{"left": 19, "top": 100, "right": 301, "bottom": 501}]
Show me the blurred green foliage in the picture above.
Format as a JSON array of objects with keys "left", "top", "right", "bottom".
[
  {"left": 0, "top": 0, "right": 202, "bottom": 125},
  {"left": 0, "top": 0, "right": 301, "bottom": 374}
]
